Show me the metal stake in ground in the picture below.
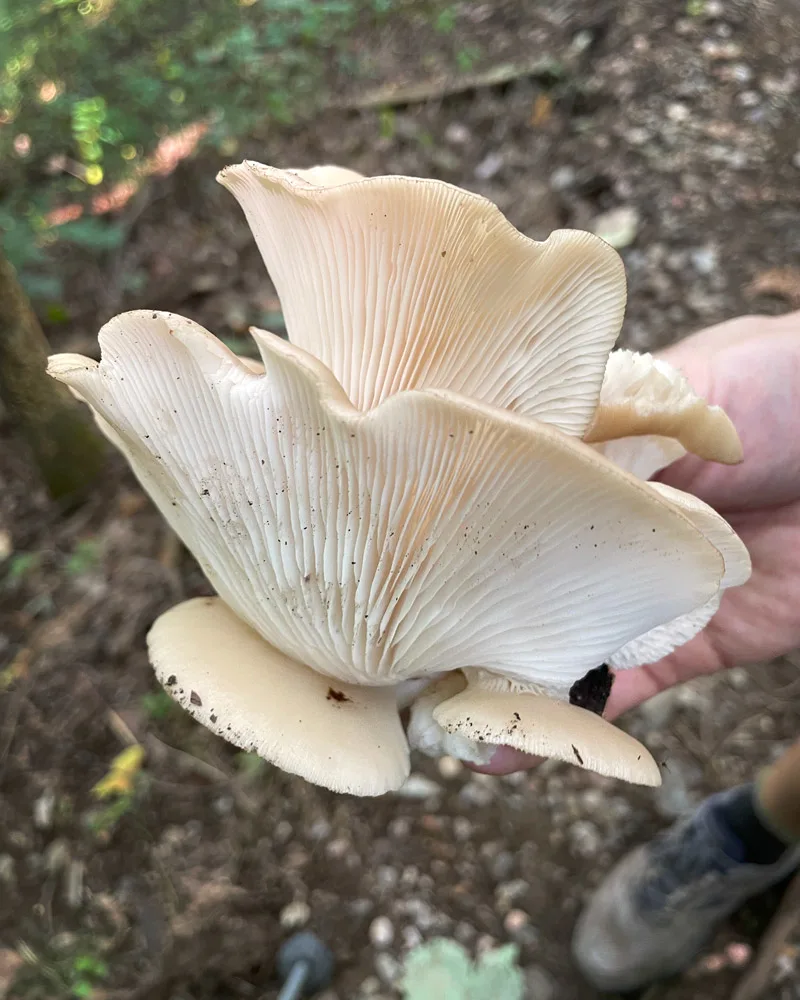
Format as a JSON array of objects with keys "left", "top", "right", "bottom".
[{"left": 277, "top": 931, "right": 334, "bottom": 1000}]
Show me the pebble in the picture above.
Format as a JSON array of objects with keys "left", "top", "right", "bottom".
[
  {"left": 454, "top": 921, "right": 476, "bottom": 943},
  {"left": 402, "top": 898, "right": 436, "bottom": 930},
  {"left": 33, "top": 788, "right": 55, "bottom": 830},
  {"left": 452, "top": 817, "right": 472, "bottom": 841},
  {"left": 402, "top": 925, "right": 423, "bottom": 950},
  {"left": 761, "top": 70, "right": 798, "bottom": 96},
  {"left": 349, "top": 899, "right": 374, "bottom": 918},
  {"left": 444, "top": 123, "right": 471, "bottom": 145},
  {"left": 400, "top": 865, "right": 420, "bottom": 889},
  {"left": 666, "top": 102, "right": 690, "bottom": 122},
  {"left": 360, "top": 975, "right": 381, "bottom": 995},
  {"left": 459, "top": 780, "right": 494, "bottom": 808},
  {"left": 475, "top": 934, "right": 497, "bottom": 956},
  {"left": 474, "top": 151, "right": 505, "bottom": 181},
  {"left": 45, "top": 839, "right": 70, "bottom": 873},
  {"left": 395, "top": 774, "right": 441, "bottom": 800},
  {"left": 212, "top": 793, "right": 234, "bottom": 816},
  {"left": 591, "top": 206, "right": 639, "bottom": 249},
  {"left": 726, "top": 941, "right": 752, "bottom": 968},
  {"left": 550, "top": 166, "right": 576, "bottom": 190},
  {"left": 0, "top": 856, "right": 14, "bottom": 886},
  {"left": 376, "top": 865, "right": 398, "bottom": 891},
  {"left": 730, "top": 63, "right": 753, "bottom": 83},
  {"left": 326, "top": 838, "right": 350, "bottom": 860},
  {"left": 738, "top": 90, "right": 761, "bottom": 107},
  {"left": 369, "top": 916, "right": 395, "bottom": 948},
  {"left": 623, "top": 127, "right": 651, "bottom": 146},
  {"left": 488, "top": 849, "right": 515, "bottom": 881},
  {"left": 279, "top": 900, "right": 311, "bottom": 929},
  {"left": 569, "top": 820, "right": 602, "bottom": 858},
  {"left": 309, "top": 818, "right": 331, "bottom": 840},
  {"left": 437, "top": 755, "right": 463, "bottom": 779},
  {"left": 274, "top": 820, "right": 293, "bottom": 843},
  {"left": 495, "top": 879, "right": 529, "bottom": 912},
  {"left": 374, "top": 951, "right": 401, "bottom": 984},
  {"left": 503, "top": 909, "right": 529, "bottom": 933},
  {"left": 65, "top": 860, "right": 84, "bottom": 909},
  {"left": 388, "top": 817, "right": 411, "bottom": 839},
  {"left": 690, "top": 246, "right": 718, "bottom": 275}
]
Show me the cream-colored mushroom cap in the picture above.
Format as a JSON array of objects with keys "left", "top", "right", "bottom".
[
  {"left": 45, "top": 161, "right": 751, "bottom": 794},
  {"left": 149, "top": 597, "right": 409, "bottom": 795},
  {"left": 585, "top": 349, "right": 743, "bottom": 465},
  {"left": 434, "top": 679, "right": 661, "bottom": 786}
]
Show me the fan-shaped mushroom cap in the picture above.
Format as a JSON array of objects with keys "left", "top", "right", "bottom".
[
  {"left": 148, "top": 596, "right": 410, "bottom": 795},
  {"left": 48, "top": 310, "right": 729, "bottom": 702},
  {"left": 217, "top": 161, "right": 626, "bottom": 436},
  {"left": 585, "top": 349, "right": 743, "bottom": 464},
  {"left": 431, "top": 672, "right": 661, "bottom": 786}
]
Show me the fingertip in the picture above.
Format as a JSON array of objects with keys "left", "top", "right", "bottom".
[{"left": 465, "top": 746, "right": 543, "bottom": 775}]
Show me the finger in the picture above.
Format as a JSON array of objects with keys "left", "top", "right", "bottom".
[
  {"left": 465, "top": 746, "right": 543, "bottom": 775},
  {"left": 604, "top": 632, "right": 724, "bottom": 720}
]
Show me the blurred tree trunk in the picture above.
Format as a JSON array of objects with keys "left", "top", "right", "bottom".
[{"left": 0, "top": 251, "right": 105, "bottom": 501}]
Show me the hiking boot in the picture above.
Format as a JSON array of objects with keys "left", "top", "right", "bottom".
[{"left": 572, "top": 789, "right": 800, "bottom": 992}]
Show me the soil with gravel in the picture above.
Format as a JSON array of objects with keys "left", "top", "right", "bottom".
[{"left": 2, "top": 2, "right": 800, "bottom": 998}]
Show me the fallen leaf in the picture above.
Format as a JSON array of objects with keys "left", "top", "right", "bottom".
[
  {"left": 531, "top": 93, "right": 553, "bottom": 126},
  {"left": 92, "top": 744, "right": 145, "bottom": 799},
  {"left": 746, "top": 267, "right": 800, "bottom": 307},
  {"left": 0, "top": 949, "right": 23, "bottom": 999}
]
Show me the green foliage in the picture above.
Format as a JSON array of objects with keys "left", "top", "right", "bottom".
[
  {"left": 14, "top": 940, "right": 110, "bottom": 1000},
  {"left": 141, "top": 689, "right": 176, "bottom": 721},
  {"left": 401, "top": 939, "right": 525, "bottom": 1000},
  {"left": 64, "top": 538, "right": 103, "bottom": 575},
  {"left": 455, "top": 44, "right": 480, "bottom": 72},
  {"left": 433, "top": 5, "right": 456, "bottom": 33},
  {"left": 234, "top": 749, "right": 269, "bottom": 779},
  {"left": 69, "top": 954, "right": 109, "bottom": 999},
  {"left": 4, "top": 550, "right": 42, "bottom": 586},
  {"left": 0, "top": 0, "right": 422, "bottom": 297}
]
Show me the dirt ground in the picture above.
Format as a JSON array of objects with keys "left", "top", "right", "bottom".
[{"left": 2, "top": 1, "right": 800, "bottom": 998}]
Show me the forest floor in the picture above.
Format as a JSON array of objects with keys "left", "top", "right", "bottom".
[{"left": 2, "top": 1, "right": 800, "bottom": 998}]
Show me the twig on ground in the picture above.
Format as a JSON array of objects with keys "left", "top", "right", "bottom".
[{"left": 335, "top": 55, "right": 562, "bottom": 109}]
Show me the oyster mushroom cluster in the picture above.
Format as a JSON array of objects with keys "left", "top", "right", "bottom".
[{"left": 48, "top": 163, "right": 750, "bottom": 795}]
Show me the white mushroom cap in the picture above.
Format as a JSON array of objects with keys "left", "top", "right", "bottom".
[
  {"left": 48, "top": 310, "right": 729, "bottom": 704},
  {"left": 585, "top": 349, "right": 743, "bottom": 464},
  {"left": 609, "top": 481, "right": 751, "bottom": 668},
  {"left": 217, "top": 160, "right": 626, "bottom": 436},
  {"left": 148, "top": 597, "right": 409, "bottom": 795},
  {"left": 45, "top": 161, "right": 751, "bottom": 790},
  {"left": 591, "top": 434, "right": 687, "bottom": 481},
  {"left": 431, "top": 671, "right": 661, "bottom": 786}
]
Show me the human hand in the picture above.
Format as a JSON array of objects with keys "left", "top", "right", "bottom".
[{"left": 480, "top": 311, "right": 800, "bottom": 775}]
